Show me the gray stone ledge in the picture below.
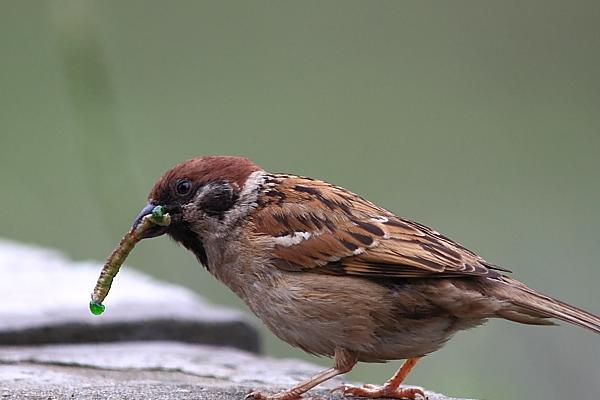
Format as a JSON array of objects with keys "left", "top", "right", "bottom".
[
  {"left": 0, "top": 239, "right": 259, "bottom": 352},
  {"left": 0, "top": 342, "right": 471, "bottom": 400},
  {"left": 0, "top": 240, "right": 472, "bottom": 399}
]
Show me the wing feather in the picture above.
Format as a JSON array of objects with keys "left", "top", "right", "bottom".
[{"left": 251, "top": 175, "right": 508, "bottom": 279}]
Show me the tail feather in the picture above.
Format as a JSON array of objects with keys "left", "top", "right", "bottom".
[{"left": 495, "top": 276, "right": 600, "bottom": 334}]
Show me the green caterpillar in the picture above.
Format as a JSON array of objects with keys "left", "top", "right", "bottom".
[{"left": 89, "top": 205, "right": 170, "bottom": 315}]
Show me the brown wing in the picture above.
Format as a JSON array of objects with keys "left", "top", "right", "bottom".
[{"left": 251, "top": 174, "right": 509, "bottom": 279}]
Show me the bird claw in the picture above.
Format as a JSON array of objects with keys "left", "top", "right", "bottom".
[
  {"left": 330, "top": 384, "right": 427, "bottom": 399},
  {"left": 361, "top": 384, "right": 378, "bottom": 389},
  {"left": 245, "top": 389, "right": 302, "bottom": 400},
  {"left": 245, "top": 390, "right": 262, "bottom": 400}
]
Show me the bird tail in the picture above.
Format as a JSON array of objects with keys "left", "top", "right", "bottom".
[{"left": 493, "top": 276, "right": 600, "bottom": 334}]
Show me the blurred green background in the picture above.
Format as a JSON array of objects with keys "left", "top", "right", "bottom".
[{"left": 1, "top": 1, "right": 599, "bottom": 399}]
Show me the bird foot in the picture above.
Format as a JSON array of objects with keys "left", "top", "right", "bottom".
[
  {"left": 331, "top": 383, "right": 426, "bottom": 399},
  {"left": 246, "top": 389, "right": 303, "bottom": 400}
]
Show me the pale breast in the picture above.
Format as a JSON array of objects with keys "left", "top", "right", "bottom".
[{"left": 239, "top": 268, "right": 480, "bottom": 362}]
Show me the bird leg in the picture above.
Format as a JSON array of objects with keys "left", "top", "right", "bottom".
[
  {"left": 247, "top": 348, "right": 357, "bottom": 400},
  {"left": 331, "top": 357, "right": 425, "bottom": 399}
]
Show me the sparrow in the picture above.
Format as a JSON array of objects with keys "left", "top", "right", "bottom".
[{"left": 132, "top": 155, "right": 600, "bottom": 400}]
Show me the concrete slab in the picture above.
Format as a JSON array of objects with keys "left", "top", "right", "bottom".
[
  {"left": 0, "top": 342, "right": 471, "bottom": 400},
  {"left": 0, "top": 239, "right": 259, "bottom": 352}
]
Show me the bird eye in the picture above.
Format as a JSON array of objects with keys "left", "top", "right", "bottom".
[{"left": 175, "top": 179, "right": 192, "bottom": 196}]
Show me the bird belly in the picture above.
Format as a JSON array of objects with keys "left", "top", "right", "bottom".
[{"left": 240, "top": 270, "right": 480, "bottom": 362}]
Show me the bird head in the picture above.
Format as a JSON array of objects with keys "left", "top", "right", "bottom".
[{"left": 131, "top": 156, "right": 262, "bottom": 264}]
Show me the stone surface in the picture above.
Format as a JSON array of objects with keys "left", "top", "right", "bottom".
[
  {"left": 0, "top": 239, "right": 259, "bottom": 352},
  {"left": 0, "top": 342, "right": 471, "bottom": 400},
  {"left": 0, "top": 239, "right": 472, "bottom": 399}
]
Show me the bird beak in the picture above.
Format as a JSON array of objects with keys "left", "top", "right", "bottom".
[{"left": 132, "top": 202, "right": 169, "bottom": 239}]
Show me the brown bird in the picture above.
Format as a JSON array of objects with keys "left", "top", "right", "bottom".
[{"left": 132, "top": 155, "right": 600, "bottom": 400}]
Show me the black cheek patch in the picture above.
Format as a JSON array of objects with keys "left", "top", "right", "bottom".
[{"left": 198, "top": 182, "right": 239, "bottom": 218}]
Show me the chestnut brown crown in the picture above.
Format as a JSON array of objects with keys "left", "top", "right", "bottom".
[
  {"left": 132, "top": 156, "right": 261, "bottom": 244},
  {"left": 148, "top": 156, "right": 260, "bottom": 206}
]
